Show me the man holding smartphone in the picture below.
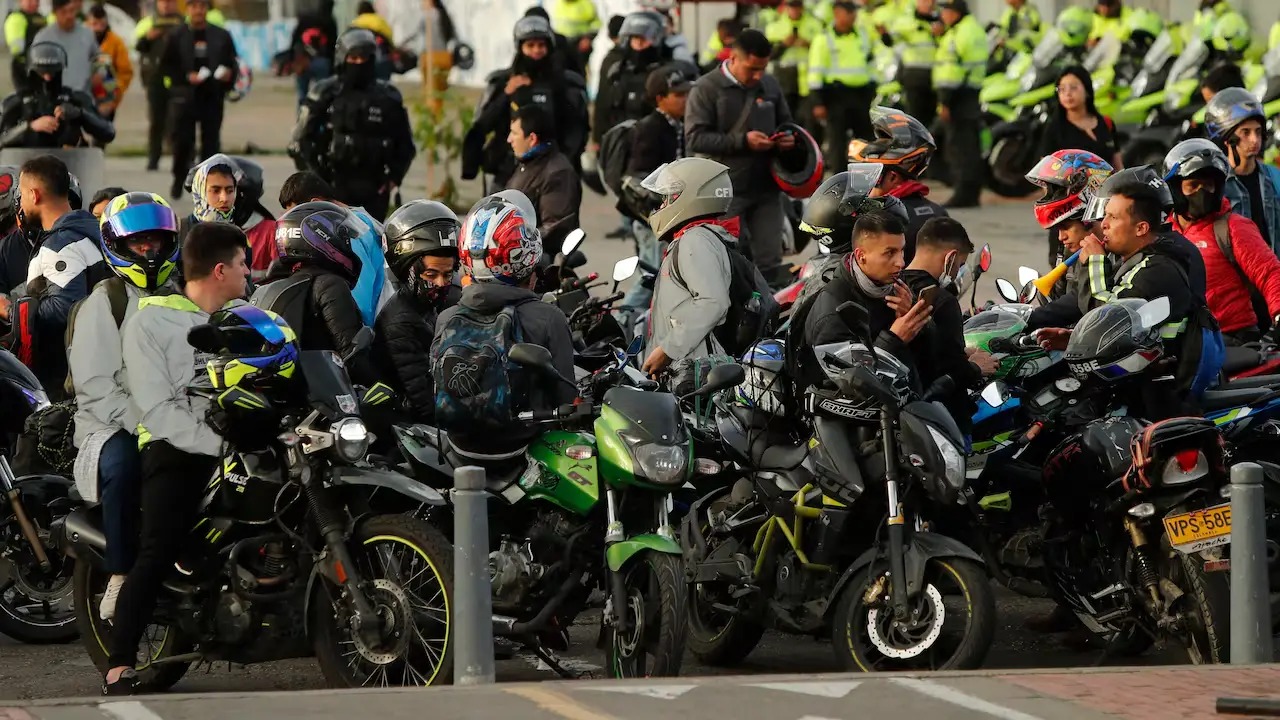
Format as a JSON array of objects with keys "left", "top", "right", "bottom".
[{"left": 163, "top": 0, "right": 237, "bottom": 198}]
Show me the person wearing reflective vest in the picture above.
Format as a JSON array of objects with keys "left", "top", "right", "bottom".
[
  {"left": 765, "top": 0, "right": 824, "bottom": 113},
  {"left": 997, "top": 0, "right": 1042, "bottom": 56},
  {"left": 891, "top": 0, "right": 941, "bottom": 128},
  {"left": 808, "top": 2, "right": 873, "bottom": 175},
  {"left": 1089, "top": 0, "right": 1131, "bottom": 45},
  {"left": 546, "top": 0, "right": 601, "bottom": 72},
  {"left": 933, "top": 0, "right": 986, "bottom": 208},
  {"left": 1193, "top": 0, "right": 1233, "bottom": 43},
  {"left": 4, "top": 0, "right": 46, "bottom": 92}
]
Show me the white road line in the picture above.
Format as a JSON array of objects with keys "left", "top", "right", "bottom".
[
  {"left": 890, "top": 678, "right": 1045, "bottom": 720},
  {"left": 748, "top": 680, "right": 863, "bottom": 698},
  {"left": 583, "top": 684, "right": 697, "bottom": 700},
  {"left": 99, "top": 701, "right": 166, "bottom": 720}
]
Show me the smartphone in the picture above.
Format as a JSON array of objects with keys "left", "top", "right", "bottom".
[{"left": 918, "top": 285, "right": 941, "bottom": 308}]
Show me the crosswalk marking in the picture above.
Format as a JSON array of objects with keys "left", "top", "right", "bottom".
[
  {"left": 99, "top": 702, "right": 166, "bottom": 720},
  {"left": 890, "top": 678, "right": 1045, "bottom": 720},
  {"left": 583, "top": 684, "right": 697, "bottom": 700},
  {"left": 747, "top": 681, "right": 863, "bottom": 698}
]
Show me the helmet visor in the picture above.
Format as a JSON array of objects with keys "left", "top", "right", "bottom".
[
  {"left": 1082, "top": 192, "right": 1111, "bottom": 223},
  {"left": 104, "top": 203, "right": 178, "bottom": 239},
  {"left": 641, "top": 163, "right": 684, "bottom": 198}
]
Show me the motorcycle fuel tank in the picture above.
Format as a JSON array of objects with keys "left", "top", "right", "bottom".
[{"left": 523, "top": 430, "right": 599, "bottom": 516}]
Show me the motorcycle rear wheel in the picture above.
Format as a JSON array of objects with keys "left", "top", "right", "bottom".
[
  {"left": 686, "top": 529, "right": 765, "bottom": 666},
  {"left": 1165, "top": 550, "right": 1231, "bottom": 664}
]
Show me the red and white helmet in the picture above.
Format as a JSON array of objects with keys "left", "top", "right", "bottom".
[
  {"left": 460, "top": 195, "right": 542, "bottom": 285},
  {"left": 1025, "top": 149, "right": 1114, "bottom": 229}
]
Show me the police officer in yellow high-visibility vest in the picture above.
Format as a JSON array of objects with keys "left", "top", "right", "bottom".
[
  {"left": 1193, "top": 0, "right": 1233, "bottom": 43},
  {"left": 998, "top": 0, "right": 1042, "bottom": 56},
  {"left": 1089, "top": 0, "right": 1131, "bottom": 45},
  {"left": 934, "top": 0, "right": 986, "bottom": 208},
  {"left": 546, "top": 0, "right": 601, "bottom": 72},
  {"left": 808, "top": 1, "right": 874, "bottom": 174},
  {"left": 892, "top": 0, "right": 941, "bottom": 128},
  {"left": 765, "top": 0, "right": 825, "bottom": 115},
  {"left": 1270, "top": 20, "right": 1280, "bottom": 52}
]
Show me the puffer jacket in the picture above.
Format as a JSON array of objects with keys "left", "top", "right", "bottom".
[
  {"left": 255, "top": 264, "right": 378, "bottom": 386},
  {"left": 1173, "top": 200, "right": 1280, "bottom": 334},
  {"left": 28, "top": 209, "right": 105, "bottom": 393},
  {"left": 1225, "top": 163, "right": 1280, "bottom": 253},
  {"left": 69, "top": 278, "right": 177, "bottom": 448},
  {"left": 647, "top": 219, "right": 734, "bottom": 362},
  {"left": 372, "top": 285, "right": 460, "bottom": 418},
  {"left": 122, "top": 294, "right": 245, "bottom": 457}
]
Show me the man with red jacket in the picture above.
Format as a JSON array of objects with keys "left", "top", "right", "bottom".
[{"left": 1165, "top": 139, "right": 1280, "bottom": 344}]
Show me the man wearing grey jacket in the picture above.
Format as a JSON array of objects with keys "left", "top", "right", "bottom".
[
  {"left": 640, "top": 157, "right": 734, "bottom": 375},
  {"left": 684, "top": 29, "right": 794, "bottom": 288}
]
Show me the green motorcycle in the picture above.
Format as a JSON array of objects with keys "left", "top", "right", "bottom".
[
  {"left": 1122, "top": 35, "right": 1214, "bottom": 167},
  {"left": 1086, "top": 34, "right": 1154, "bottom": 127},
  {"left": 392, "top": 344, "right": 744, "bottom": 678}
]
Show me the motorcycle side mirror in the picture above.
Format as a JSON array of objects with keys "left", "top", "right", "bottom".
[
  {"left": 978, "top": 244, "right": 992, "bottom": 273},
  {"left": 626, "top": 335, "right": 643, "bottom": 358},
  {"left": 1017, "top": 266, "right": 1040, "bottom": 287},
  {"left": 682, "top": 363, "right": 746, "bottom": 401},
  {"left": 1019, "top": 280, "right": 1039, "bottom": 304},
  {"left": 561, "top": 228, "right": 585, "bottom": 257},
  {"left": 979, "top": 381, "right": 1010, "bottom": 408},
  {"left": 187, "top": 323, "right": 228, "bottom": 353},
  {"left": 995, "top": 278, "right": 1018, "bottom": 303},
  {"left": 1137, "top": 296, "right": 1170, "bottom": 331},
  {"left": 613, "top": 256, "right": 640, "bottom": 283},
  {"left": 509, "top": 342, "right": 576, "bottom": 388},
  {"left": 342, "top": 326, "right": 376, "bottom": 363}
]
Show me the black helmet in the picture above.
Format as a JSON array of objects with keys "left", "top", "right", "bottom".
[
  {"left": 335, "top": 28, "right": 378, "bottom": 65},
  {"left": 274, "top": 201, "right": 367, "bottom": 285},
  {"left": 1065, "top": 299, "right": 1164, "bottom": 384},
  {"left": 0, "top": 166, "right": 18, "bottom": 230},
  {"left": 799, "top": 164, "right": 909, "bottom": 253},
  {"left": 513, "top": 15, "right": 554, "bottom": 45},
  {"left": 230, "top": 156, "right": 266, "bottom": 226},
  {"left": 1082, "top": 165, "right": 1174, "bottom": 224},
  {"left": 1162, "top": 138, "right": 1230, "bottom": 219},
  {"left": 67, "top": 172, "right": 81, "bottom": 210},
  {"left": 1204, "top": 87, "right": 1265, "bottom": 144},
  {"left": 27, "top": 42, "right": 66, "bottom": 89},
  {"left": 384, "top": 200, "right": 461, "bottom": 281},
  {"left": 618, "top": 11, "right": 665, "bottom": 45},
  {"left": 847, "top": 106, "right": 937, "bottom": 180}
]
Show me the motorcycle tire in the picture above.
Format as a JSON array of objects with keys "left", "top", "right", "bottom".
[
  {"left": 686, "top": 528, "right": 766, "bottom": 666},
  {"left": 1167, "top": 550, "right": 1231, "bottom": 665},
  {"left": 73, "top": 560, "right": 192, "bottom": 692},
  {"left": 985, "top": 131, "right": 1036, "bottom": 198},
  {"left": 831, "top": 557, "right": 995, "bottom": 672},
  {"left": 311, "top": 514, "right": 455, "bottom": 687},
  {"left": 0, "top": 551, "right": 78, "bottom": 643},
  {"left": 606, "top": 550, "right": 688, "bottom": 678}
]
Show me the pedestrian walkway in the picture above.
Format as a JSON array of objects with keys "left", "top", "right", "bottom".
[{"left": 5, "top": 665, "right": 1278, "bottom": 720}]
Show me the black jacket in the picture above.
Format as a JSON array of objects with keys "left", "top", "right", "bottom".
[
  {"left": 684, "top": 66, "right": 792, "bottom": 198},
  {"left": 372, "top": 288, "right": 441, "bottom": 418},
  {"left": 289, "top": 76, "right": 415, "bottom": 187},
  {"left": 0, "top": 227, "right": 31, "bottom": 295},
  {"left": 798, "top": 259, "right": 914, "bottom": 393},
  {"left": 258, "top": 264, "right": 377, "bottom": 386},
  {"left": 505, "top": 146, "right": 582, "bottom": 249},
  {"left": 593, "top": 47, "right": 665, "bottom": 145},
  {"left": 0, "top": 85, "right": 114, "bottom": 148},
  {"left": 902, "top": 269, "right": 981, "bottom": 432},
  {"left": 899, "top": 191, "right": 947, "bottom": 263},
  {"left": 619, "top": 109, "right": 681, "bottom": 221},
  {"left": 162, "top": 23, "right": 237, "bottom": 95}
]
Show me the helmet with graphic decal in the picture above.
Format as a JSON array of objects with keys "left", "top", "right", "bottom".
[
  {"left": 1026, "top": 150, "right": 1114, "bottom": 229},
  {"left": 274, "top": 200, "right": 367, "bottom": 286},
  {"left": 99, "top": 191, "right": 180, "bottom": 291},
  {"left": 460, "top": 195, "right": 542, "bottom": 286},
  {"left": 203, "top": 305, "right": 300, "bottom": 391},
  {"left": 847, "top": 106, "right": 937, "bottom": 181}
]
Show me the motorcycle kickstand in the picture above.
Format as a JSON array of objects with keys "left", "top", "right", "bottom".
[{"left": 528, "top": 643, "right": 592, "bottom": 680}]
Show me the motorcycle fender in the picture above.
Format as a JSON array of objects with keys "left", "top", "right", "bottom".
[
  {"left": 827, "top": 532, "right": 984, "bottom": 606},
  {"left": 606, "top": 533, "right": 682, "bottom": 572},
  {"left": 61, "top": 506, "right": 107, "bottom": 569},
  {"left": 332, "top": 466, "right": 446, "bottom": 506}
]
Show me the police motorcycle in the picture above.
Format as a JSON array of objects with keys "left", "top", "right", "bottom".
[
  {"left": 683, "top": 301, "right": 996, "bottom": 672},
  {"left": 64, "top": 308, "right": 455, "bottom": 690},
  {"left": 1120, "top": 34, "right": 1222, "bottom": 169}
]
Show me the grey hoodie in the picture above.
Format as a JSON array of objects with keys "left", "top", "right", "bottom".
[
  {"left": 122, "top": 294, "right": 246, "bottom": 457},
  {"left": 647, "top": 224, "right": 731, "bottom": 361}
]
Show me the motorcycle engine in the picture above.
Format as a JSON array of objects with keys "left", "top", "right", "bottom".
[
  {"left": 775, "top": 551, "right": 805, "bottom": 603},
  {"left": 490, "top": 538, "right": 545, "bottom": 606},
  {"left": 214, "top": 593, "right": 257, "bottom": 644}
]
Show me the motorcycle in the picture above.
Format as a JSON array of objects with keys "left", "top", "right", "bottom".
[
  {"left": 1086, "top": 34, "right": 1156, "bottom": 128},
  {"left": 64, "top": 327, "right": 456, "bottom": 691},
  {"left": 391, "top": 343, "right": 744, "bottom": 678},
  {"left": 1121, "top": 35, "right": 1214, "bottom": 168},
  {"left": 683, "top": 303, "right": 996, "bottom": 671}
]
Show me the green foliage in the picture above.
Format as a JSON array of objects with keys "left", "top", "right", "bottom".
[{"left": 411, "top": 88, "right": 475, "bottom": 207}]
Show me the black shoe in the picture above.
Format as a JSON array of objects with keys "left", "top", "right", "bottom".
[
  {"left": 1024, "top": 604, "right": 1077, "bottom": 634},
  {"left": 170, "top": 181, "right": 184, "bottom": 199},
  {"left": 145, "top": 161, "right": 159, "bottom": 172},
  {"left": 945, "top": 197, "right": 981, "bottom": 209},
  {"left": 605, "top": 226, "right": 630, "bottom": 240},
  {"left": 102, "top": 668, "right": 138, "bottom": 696}
]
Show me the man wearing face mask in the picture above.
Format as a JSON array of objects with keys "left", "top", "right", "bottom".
[
  {"left": 0, "top": 41, "right": 115, "bottom": 149},
  {"left": 1205, "top": 89, "right": 1280, "bottom": 254},
  {"left": 594, "top": 12, "right": 673, "bottom": 152},
  {"left": 373, "top": 200, "right": 461, "bottom": 420},
  {"left": 289, "top": 28, "right": 414, "bottom": 222},
  {"left": 1164, "top": 139, "right": 1280, "bottom": 344}
]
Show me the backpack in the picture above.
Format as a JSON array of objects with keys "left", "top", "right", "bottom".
[
  {"left": 250, "top": 274, "right": 316, "bottom": 344},
  {"left": 670, "top": 225, "right": 781, "bottom": 358},
  {"left": 429, "top": 301, "right": 530, "bottom": 432},
  {"left": 598, "top": 119, "right": 637, "bottom": 197},
  {"left": 62, "top": 276, "right": 129, "bottom": 397},
  {"left": 1210, "top": 214, "right": 1271, "bottom": 332},
  {"left": 1167, "top": 260, "right": 1226, "bottom": 397}
]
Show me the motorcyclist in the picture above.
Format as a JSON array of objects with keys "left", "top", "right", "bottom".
[
  {"left": 0, "top": 41, "right": 114, "bottom": 148},
  {"left": 1206, "top": 88, "right": 1280, "bottom": 252},
  {"left": 505, "top": 104, "right": 581, "bottom": 253},
  {"left": 593, "top": 12, "right": 675, "bottom": 153},
  {"left": 288, "top": 28, "right": 414, "bottom": 222},
  {"left": 462, "top": 15, "right": 589, "bottom": 186},
  {"left": 179, "top": 153, "right": 239, "bottom": 242},
  {"left": 88, "top": 185, "right": 127, "bottom": 219},
  {"left": 373, "top": 200, "right": 461, "bottom": 419},
  {"left": 848, "top": 106, "right": 946, "bottom": 260},
  {"left": 67, "top": 191, "right": 180, "bottom": 621},
  {"left": 1164, "top": 138, "right": 1280, "bottom": 344}
]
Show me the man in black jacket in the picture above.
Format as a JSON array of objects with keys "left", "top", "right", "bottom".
[
  {"left": 523, "top": 6, "right": 584, "bottom": 76},
  {"left": 0, "top": 42, "right": 115, "bottom": 149},
  {"left": 163, "top": 0, "right": 237, "bottom": 198},
  {"left": 505, "top": 105, "right": 581, "bottom": 253},
  {"left": 135, "top": 0, "right": 183, "bottom": 171},
  {"left": 287, "top": 0, "right": 337, "bottom": 108},
  {"left": 798, "top": 211, "right": 932, "bottom": 393},
  {"left": 901, "top": 217, "right": 996, "bottom": 433},
  {"left": 685, "top": 29, "right": 794, "bottom": 287}
]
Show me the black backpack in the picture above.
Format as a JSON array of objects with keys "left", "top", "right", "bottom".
[
  {"left": 670, "top": 225, "right": 780, "bottom": 357},
  {"left": 250, "top": 274, "right": 316, "bottom": 344},
  {"left": 598, "top": 119, "right": 637, "bottom": 197},
  {"left": 1210, "top": 214, "right": 1271, "bottom": 332}
]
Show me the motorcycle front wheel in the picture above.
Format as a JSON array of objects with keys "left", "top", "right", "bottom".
[
  {"left": 606, "top": 550, "right": 687, "bottom": 678},
  {"left": 311, "top": 514, "right": 454, "bottom": 687},
  {"left": 686, "top": 526, "right": 766, "bottom": 667},
  {"left": 831, "top": 557, "right": 995, "bottom": 671},
  {"left": 0, "top": 549, "right": 77, "bottom": 643}
]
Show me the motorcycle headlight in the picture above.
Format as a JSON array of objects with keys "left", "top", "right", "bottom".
[
  {"left": 623, "top": 435, "right": 687, "bottom": 487},
  {"left": 926, "top": 425, "right": 966, "bottom": 491},
  {"left": 331, "top": 417, "right": 370, "bottom": 463}
]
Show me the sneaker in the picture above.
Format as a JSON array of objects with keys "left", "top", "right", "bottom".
[
  {"left": 99, "top": 575, "right": 125, "bottom": 620},
  {"left": 102, "top": 668, "right": 138, "bottom": 696}
]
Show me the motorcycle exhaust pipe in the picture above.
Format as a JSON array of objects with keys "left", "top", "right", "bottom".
[
  {"left": 0, "top": 455, "right": 50, "bottom": 570},
  {"left": 492, "top": 614, "right": 517, "bottom": 634}
]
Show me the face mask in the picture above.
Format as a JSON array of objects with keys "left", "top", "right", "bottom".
[
  {"left": 1185, "top": 189, "right": 1217, "bottom": 219},
  {"left": 343, "top": 60, "right": 375, "bottom": 88}
]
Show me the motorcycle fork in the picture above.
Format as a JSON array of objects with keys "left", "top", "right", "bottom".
[
  {"left": 604, "top": 488, "right": 630, "bottom": 634},
  {"left": 0, "top": 455, "right": 49, "bottom": 570},
  {"left": 1123, "top": 515, "right": 1162, "bottom": 607},
  {"left": 881, "top": 412, "right": 910, "bottom": 619}
]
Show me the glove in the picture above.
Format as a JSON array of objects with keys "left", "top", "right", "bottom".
[
  {"left": 205, "top": 401, "right": 273, "bottom": 452},
  {"left": 58, "top": 103, "right": 82, "bottom": 121}
]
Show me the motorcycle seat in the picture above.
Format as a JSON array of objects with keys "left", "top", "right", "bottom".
[
  {"left": 727, "top": 405, "right": 807, "bottom": 471},
  {"left": 1201, "top": 387, "right": 1274, "bottom": 412},
  {"left": 1222, "top": 345, "right": 1264, "bottom": 375},
  {"left": 1222, "top": 373, "right": 1280, "bottom": 390}
]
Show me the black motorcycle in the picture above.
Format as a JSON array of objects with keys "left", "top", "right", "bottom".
[{"left": 64, "top": 327, "right": 455, "bottom": 690}]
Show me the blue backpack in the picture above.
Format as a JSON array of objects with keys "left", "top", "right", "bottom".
[{"left": 430, "top": 302, "right": 529, "bottom": 431}]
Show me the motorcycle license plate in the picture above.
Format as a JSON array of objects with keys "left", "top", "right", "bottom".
[{"left": 1163, "top": 504, "right": 1232, "bottom": 555}]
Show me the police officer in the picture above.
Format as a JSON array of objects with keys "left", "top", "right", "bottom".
[
  {"left": 595, "top": 12, "right": 672, "bottom": 151},
  {"left": 0, "top": 42, "right": 114, "bottom": 149},
  {"left": 545, "top": 0, "right": 600, "bottom": 75},
  {"left": 998, "top": 0, "right": 1042, "bottom": 56},
  {"left": 134, "top": 0, "right": 184, "bottom": 172},
  {"left": 765, "top": 0, "right": 823, "bottom": 121},
  {"left": 808, "top": 2, "right": 873, "bottom": 174},
  {"left": 891, "top": 0, "right": 940, "bottom": 128},
  {"left": 4, "top": 0, "right": 46, "bottom": 92},
  {"left": 164, "top": 0, "right": 238, "bottom": 198},
  {"left": 289, "top": 28, "right": 414, "bottom": 222},
  {"left": 934, "top": 0, "right": 986, "bottom": 209}
]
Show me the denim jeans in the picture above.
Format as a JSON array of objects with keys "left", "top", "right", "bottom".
[
  {"left": 98, "top": 429, "right": 142, "bottom": 575},
  {"left": 620, "top": 220, "right": 662, "bottom": 314},
  {"left": 296, "top": 57, "right": 332, "bottom": 111}
]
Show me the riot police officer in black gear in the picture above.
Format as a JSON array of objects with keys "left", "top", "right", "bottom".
[
  {"left": 288, "top": 28, "right": 414, "bottom": 222},
  {"left": 0, "top": 43, "right": 114, "bottom": 149},
  {"left": 593, "top": 11, "right": 679, "bottom": 148},
  {"left": 462, "top": 15, "right": 589, "bottom": 186}
]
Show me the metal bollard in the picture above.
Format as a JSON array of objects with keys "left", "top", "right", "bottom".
[
  {"left": 1230, "top": 462, "right": 1273, "bottom": 664},
  {"left": 452, "top": 465, "right": 495, "bottom": 684}
]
